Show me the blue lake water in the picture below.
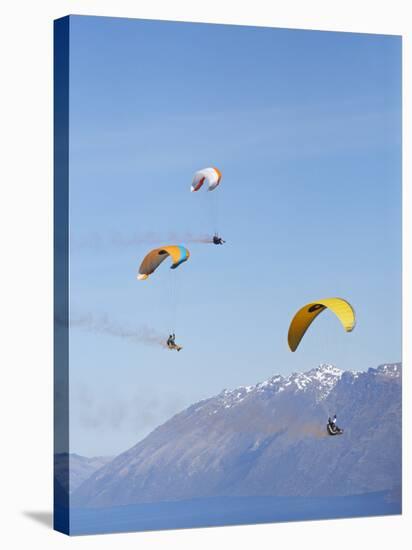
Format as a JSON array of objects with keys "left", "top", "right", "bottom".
[{"left": 55, "top": 491, "right": 401, "bottom": 536}]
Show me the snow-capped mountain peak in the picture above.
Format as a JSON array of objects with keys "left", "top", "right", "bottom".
[
  {"left": 72, "top": 362, "right": 401, "bottom": 508},
  {"left": 214, "top": 364, "right": 344, "bottom": 411},
  {"left": 373, "top": 363, "right": 401, "bottom": 378}
]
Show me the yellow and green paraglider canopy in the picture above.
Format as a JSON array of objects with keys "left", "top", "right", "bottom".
[
  {"left": 137, "top": 245, "right": 190, "bottom": 280},
  {"left": 288, "top": 298, "right": 356, "bottom": 352}
]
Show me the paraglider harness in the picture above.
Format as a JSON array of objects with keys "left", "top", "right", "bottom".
[
  {"left": 167, "top": 333, "right": 182, "bottom": 352},
  {"left": 327, "top": 416, "right": 344, "bottom": 436},
  {"left": 213, "top": 234, "right": 225, "bottom": 245}
]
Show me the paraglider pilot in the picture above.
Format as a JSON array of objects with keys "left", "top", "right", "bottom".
[
  {"left": 213, "top": 234, "right": 225, "bottom": 245},
  {"left": 328, "top": 414, "right": 338, "bottom": 428},
  {"left": 167, "top": 333, "right": 182, "bottom": 351},
  {"left": 327, "top": 414, "right": 343, "bottom": 435}
]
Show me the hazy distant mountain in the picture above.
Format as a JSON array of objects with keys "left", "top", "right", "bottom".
[
  {"left": 72, "top": 363, "right": 401, "bottom": 508},
  {"left": 54, "top": 453, "right": 113, "bottom": 493}
]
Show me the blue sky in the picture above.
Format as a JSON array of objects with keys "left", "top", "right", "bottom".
[{"left": 66, "top": 16, "right": 401, "bottom": 456}]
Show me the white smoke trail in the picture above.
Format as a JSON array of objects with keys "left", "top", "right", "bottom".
[
  {"left": 71, "top": 231, "right": 213, "bottom": 251},
  {"left": 55, "top": 313, "right": 168, "bottom": 349}
]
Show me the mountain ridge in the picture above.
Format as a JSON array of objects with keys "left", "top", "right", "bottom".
[
  {"left": 54, "top": 453, "right": 113, "bottom": 493},
  {"left": 72, "top": 362, "right": 401, "bottom": 508}
]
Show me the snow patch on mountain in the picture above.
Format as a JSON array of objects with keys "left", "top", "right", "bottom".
[
  {"left": 211, "top": 364, "right": 346, "bottom": 413},
  {"left": 374, "top": 363, "right": 401, "bottom": 378}
]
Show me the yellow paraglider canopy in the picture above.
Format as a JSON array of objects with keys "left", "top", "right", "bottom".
[{"left": 288, "top": 298, "right": 356, "bottom": 352}]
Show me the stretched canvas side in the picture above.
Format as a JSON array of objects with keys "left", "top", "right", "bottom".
[{"left": 53, "top": 15, "right": 70, "bottom": 535}]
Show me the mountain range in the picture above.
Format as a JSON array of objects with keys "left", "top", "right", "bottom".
[
  {"left": 72, "top": 362, "right": 401, "bottom": 508},
  {"left": 54, "top": 453, "right": 113, "bottom": 493}
]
